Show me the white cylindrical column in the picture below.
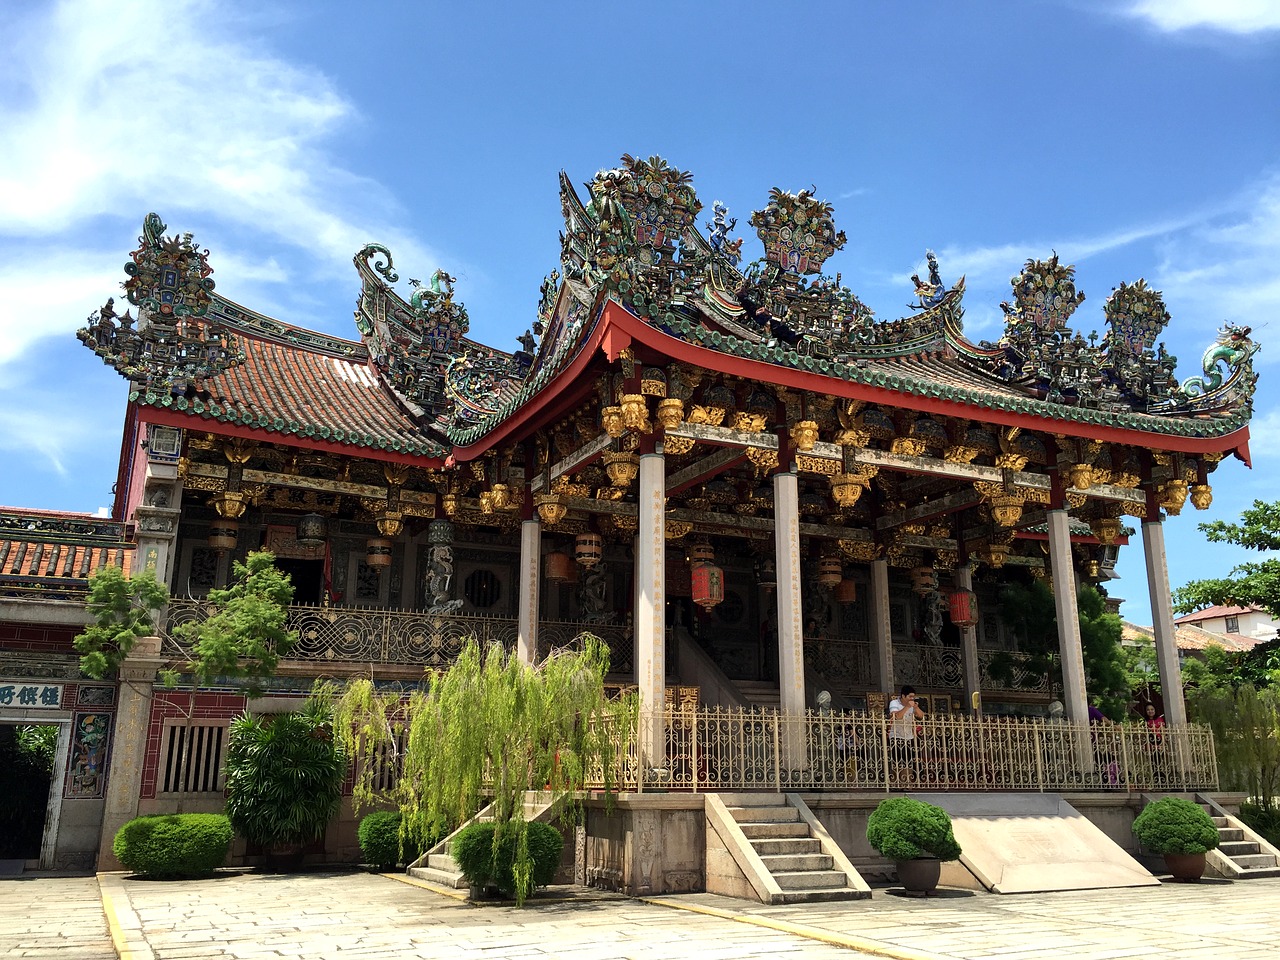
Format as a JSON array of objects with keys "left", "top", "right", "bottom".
[
  {"left": 871, "top": 559, "right": 893, "bottom": 692},
  {"left": 1143, "top": 518, "right": 1187, "bottom": 725},
  {"left": 957, "top": 564, "right": 982, "bottom": 715},
  {"left": 517, "top": 518, "right": 540, "bottom": 666},
  {"left": 1048, "top": 508, "right": 1088, "bottom": 725},
  {"left": 773, "top": 471, "right": 806, "bottom": 720},
  {"left": 636, "top": 452, "right": 666, "bottom": 774}
]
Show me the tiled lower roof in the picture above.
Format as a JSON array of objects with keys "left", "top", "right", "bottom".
[
  {"left": 0, "top": 508, "right": 133, "bottom": 599},
  {"left": 132, "top": 336, "right": 448, "bottom": 459}
]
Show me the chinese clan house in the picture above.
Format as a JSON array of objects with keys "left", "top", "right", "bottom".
[{"left": 66, "top": 155, "right": 1260, "bottom": 885}]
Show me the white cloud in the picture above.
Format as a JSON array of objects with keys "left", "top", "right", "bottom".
[
  {"left": 1244, "top": 407, "right": 1280, "bottom": 459},
  {"left": 0, "top": 0, "right": 447, "bottom": 361},
  {"left": 1125, "top": 1, "right": 1280, "bottom": 33}
]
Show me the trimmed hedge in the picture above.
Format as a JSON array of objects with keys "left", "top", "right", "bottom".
[
  {"left": 866, "top": 797, "right": 962, "bottom": 862},
  {"left": 1132, "top": 797, "right": 1220, "bottom": 855},
  {"left": 113, "top": 814, "right": 232, "bottom": 878},
  {"left": 358, "top": 812, "right": 421, "bottom": 871},
  {"left": 452, "top": 821, "right": 563, "bottom": 896}
]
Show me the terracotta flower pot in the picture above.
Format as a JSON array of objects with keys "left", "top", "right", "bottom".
[
  {"left": 1163, "top": 852, "right": 1206, "bottom": 882},
  {"left": 896, "top": 857, "right": 941, "bottom": 896}
]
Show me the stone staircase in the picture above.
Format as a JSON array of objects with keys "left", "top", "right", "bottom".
[
  {"left": 706, "top": 793, "right": 869, "bottom": 903},
  {"left": 735, "top": 681, "right": 782, "bottom": 712},
  {"left": 1198, "top": 795, "right": 1280, "bottom": 879},
  {"left": 408, "top": 796, "right": 559, "bottom": 889}
]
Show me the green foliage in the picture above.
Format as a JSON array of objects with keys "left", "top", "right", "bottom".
[
  {"left": 357, "top": 811, "right": 429, "bottom": 871},
  {"left": 224, "top": 693, "right": 348, "bottom": 850},
  {"left": 16, "top": 725, "right": 57, "bottom": 774},
  {"left": 866, "top": 797, "right": 962, "bottom": 862},
  {"left": 173, "top": 551, "right": 296, "bottom": 695},
  {"left": 1239, "top": 801, "right": 1280, "bottom": 848},
  {"left": 451, "top": 821, "right": 563, "bottom": 896},
  {"left": 1189, "top": 683, "right": 1280, "bottom": 811},
  {"left": 74, "top": 566, "right": 168, "bottom": 678},
  {"left": 335, "top": 634, "right": 631, "bottom": 905},
  {"left": 1174, "top": 499, "right": 1280, "bottom": 620},
  {"left": 1123, "top": 634, "right": 1161, "bottom": 703},
  {"left": 112, "top": 814, "right": 232, "bottom": 878},
  {"left": 1132, "top": 797, "right": 1220, "bottom": 855},
  {"left": 1000, "top": 580, "right": 1129, "bottom": 718}
]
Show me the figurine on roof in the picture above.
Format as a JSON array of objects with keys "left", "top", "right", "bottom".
[
  {"left": 706, "top": 201, "right": 737, "bottom": 255},
  {"left": 908, "top": 251, "right": 948, "bottom": 310}
]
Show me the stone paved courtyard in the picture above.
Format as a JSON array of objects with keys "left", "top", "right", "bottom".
[{"left": 4, "top": 871, "right": 1280, "bottom": 960}]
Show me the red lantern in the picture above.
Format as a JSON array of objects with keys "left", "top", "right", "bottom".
[
  {"left": 691, "top": 563, "right": 724, "bottom": 610},
  {"left": 948, "top": 588, "right": 979, "bottom": 627},
  {"left": 545, "top": 551, "right": 577, "bottom": 582},
  {"left": 833, "top": 578, "right": 858, "bottom": 604}
]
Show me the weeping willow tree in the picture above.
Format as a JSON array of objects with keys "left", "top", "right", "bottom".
[
  {"left": 1190, "top": 683, "right": 1280, "bottom": 812},
  {"left": 333, "top": 634, "right": 633, "bottom": 904}
]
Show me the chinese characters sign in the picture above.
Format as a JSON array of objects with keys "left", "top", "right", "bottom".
[{"left": 0, "top": 680, "right": 63, "bottom": 709}]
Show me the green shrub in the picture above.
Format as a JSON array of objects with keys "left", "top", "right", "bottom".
[
  {"left": 452, "top": 821, "right": 564, "bottom": 896},
  {"left": 224, "top": 696, "right": 347, "bottom": 850},
  {"left": 1132, "top": 797, "right": 1220, "bottom": 855},
  {"left": 358, "top": 811, "right": 426, "bottom": 871},
  {"left": 866, "top": 797, "right": 962, "bottom": 862},
  {"left": 113, "top": 814, "right": 232, "bottom": 878}
]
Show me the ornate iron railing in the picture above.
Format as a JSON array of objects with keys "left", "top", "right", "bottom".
[
  {"left": 167, "top": 600, "right": 519, "bottom": 668},
  {"left": 891, "top": 643, "right": 1052, "bottom": 695},
  {"left": 166, "top": 601, "right": 634, "bottom": 673},
  {"left": 591, "top": 709, "right": 1218, "bottom": 793}
]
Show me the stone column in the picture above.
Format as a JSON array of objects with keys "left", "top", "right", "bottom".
[
  {"left": 773, "top": 471, "right": 805, "bottom": 718},
  {"left": 1048, "top": 509, "right": 1088, "bottom": 724},
  {"left": 870, "top": 559, "right": 894, "bottom": 692},
  {"left": 1143, "top": 518, "right": 1187, "bottom": 725},
  {"left": 636, "top": 452, "right": 666, "bottom": 775},
  {"left": 97, "top": 636, "right": 164, "bottom": 870},
  {"left": 957, "top": 564, "right": 982, "bottom": 715},
  {"left": 517, "top": 518, "right": 540, "bottom": 666}
]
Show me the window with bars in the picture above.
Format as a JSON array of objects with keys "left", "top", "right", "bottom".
[{"left": 159, "top": 721, "right": 228, "bottom": 794}]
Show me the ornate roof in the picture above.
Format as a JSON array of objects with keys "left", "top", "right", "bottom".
[
  {"left": 79, "top": 156, "right": 1259, "bottom": 461},
  {"left": 0, "top": 508, "right": 133, "bottom": 600}
]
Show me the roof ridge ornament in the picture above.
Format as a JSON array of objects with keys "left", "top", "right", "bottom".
[{"left": 77, "top": 213, "right": 244, "bottom": 395}]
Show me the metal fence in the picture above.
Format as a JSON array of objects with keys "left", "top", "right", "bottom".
[{"left": 594, "top": 708, "right": 1218, "bottom": 793}]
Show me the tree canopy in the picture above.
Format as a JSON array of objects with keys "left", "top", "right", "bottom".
[{"left": 1174, "top": 499, "right": 1280, "bottom": 620}]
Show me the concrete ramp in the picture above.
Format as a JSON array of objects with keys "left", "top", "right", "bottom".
[{"left": 919, "top": 793, "right": 1160, "bottom": 894}]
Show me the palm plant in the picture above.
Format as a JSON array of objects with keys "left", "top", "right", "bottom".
[{"left": 224, "top": 694, "right": 348, "bottom": 854}]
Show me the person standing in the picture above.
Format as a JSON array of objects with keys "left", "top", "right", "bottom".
[{"left": 888, "top": 684, "right": 927, "bottom": 779}]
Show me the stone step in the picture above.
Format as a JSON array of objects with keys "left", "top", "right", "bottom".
[
  {"left": 1219, "top": 840, "right": 1260, "bottom": 856},
  {"left": 716, "top": 793, "right": 786, "bottom": 807},
  {"left": 760, "top": 853, "right": 833, "bottom": 873},
  {"left": 407, "top": 865, "right": 467, "bottom": 889},
  {"left": 772, "top": 869, "right": 850, "bottom": 891},
  {"left": 774, "top": 886, "right": 869, "bottom": 904},
  {"left": 738, "top": 820, "right": 811, "bottom": 840},
  {"left": 1212, "top": 816, "right": 1230, "bottom": 827},
  {"left": 729, "top": 806, "right": 800, "bottom": 823},
  {"left": 1237, "top": 866, "right": 1280, "bottom": 879},
  {"left": 751, "top": 837, "right": 822, "bottom": 856},
  {"left": 427, "top": 853, "right": 460, "bottom": 872},
  {"left": 1230, "top": 853, "right": 1279, "bottom": 869},
  {"left": 1218, "top": 827, "right": 1244, "bottom": 842}
]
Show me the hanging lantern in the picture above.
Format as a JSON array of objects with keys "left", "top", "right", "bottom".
[
  {"left": 817, "top": 556, "right": 843, "bottom": 587},
  {"left": 545, "top": 551, "right": 576, "bottom": 582},
  {"left": 208, "top": 518, "right": 238, "bottom": 552},
  {"left": 604, "top": 451, "right": 639, "bottom": 487},
  {"left": 830, "top": 473, "right": 863, "bottom": 508},
  {"left": 687, "top": 541, "right": 715, "bottom": 565},
  {"left": 833, "top": 578, "right": 858, "bottom": 604},
  {"left": 989, "top": 494, "right": 1024, "bottom": 527},
  {"left": 756, "top": 556, "right": 776, "bottom": 592},
  {"left": 296, "top": 513, "right": 328, "bottom": 547},
  {"left": 948, "top": 588, "right": 979, "bottom": 627},
  {"left": 366, "top": 537, "right": 392, "bottom": 567},
  {"left": 691, "top": 562, "right": 725, "bottom": 610},
  {"left": 377, "top": 513, "right": 404, "bottom": 538},
  {"left": 1090, "top": 516, "right": 1122, "bottom": 546},
  {"left": 575, "top": 532, "right": 603, "bottom": 568},
  {"left": 911, "top": 565, "right": 937, "bottom": 595}
]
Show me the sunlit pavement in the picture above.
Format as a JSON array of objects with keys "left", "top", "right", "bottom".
[{"left": 5, "top": 870, "right": 1280, "bottom": 960}]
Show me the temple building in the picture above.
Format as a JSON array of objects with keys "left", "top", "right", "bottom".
[{"left": 1, "top": 155, "right": 1260, "bottom": 881}]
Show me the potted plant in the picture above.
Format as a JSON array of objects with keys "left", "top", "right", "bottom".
[
  {"left": 866, "top": 796, "right": 962, "bottom": 896},
  {"left": 224, "top": 693, "right": 348, "bottom": 871},
  {"left": 1132, "top": 796, "right": 1220, "bottom": 881}
]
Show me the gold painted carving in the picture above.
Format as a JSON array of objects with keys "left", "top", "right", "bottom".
[
  {"left": 890, "top": 437, "right": 926, "bottom": 457},
  {"left": 665, "top": 521, "right": 694, "bottom": 539},
  {"left": 746, "top": 447, "right": 778, "bottom": 472},
  {"left": 731, "top": 411, "right": 768, "bottom": 433},
  {"left": 1190, "top": 483, "right": 1213, "bottom": 510},
  {"left": 620, "top": 394, "right": 651, "bottom": 433},
  {"left": 943, "top": 444, "right": 979, "bottom": 464},
  {"left": 797, "top": 455, "right": 840, "bottom": 476},
  {"left": 662, "top": 435, "right": 696, "bottom": 456},
  {"left": 790, "top": 420, "right": 819, "bottom": 452},
  {"left": 656, "top": 397, "right": 684, "bottom": 430},
  {"left": 601, "top": 405, "right": 625, "bottom": 438},
  {"left": 686, "top": 404, "right": 726, "bottom": 427}
]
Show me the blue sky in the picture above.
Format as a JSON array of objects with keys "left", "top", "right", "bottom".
[{"left": 1, "top": 0, "right": 1277, "bottom": 627}]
